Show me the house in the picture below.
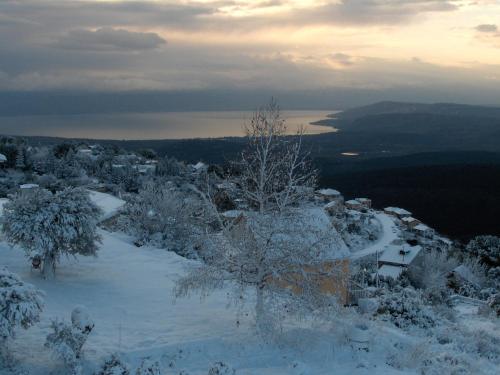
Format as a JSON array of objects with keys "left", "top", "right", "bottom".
[
  {"left": 227, "top": 208, "right": 352, "bottom": 304},
  {"left": 377, "top": 244, "right": 423, "bottom": 279},
  {"left": 355, "top": 198, "right": 371, "bottom": 209},
  {"left": 315, "top": 188, "right": 343, "bottom": 203},
  {"left": 401, "top": 216, "right": 421, "bottom": 229},
  {"left": 384, "top": 206, "right": 412, "bottom": 219},
  {"left": 19, "top": 184, "right": 39, "bottom": 195},
  {"left": 324, "top": 200, "right": 344, "bottom": 216},
  {"left": 345, "top": 199, "right": 363, "bottom": 211},
  {"left": 412, "top": 224, "right": 434, "bottom": 238}
]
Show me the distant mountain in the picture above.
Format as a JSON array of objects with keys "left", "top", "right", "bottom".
[{"left": 316, "top": 101, "right": 500, "bottom": 128}]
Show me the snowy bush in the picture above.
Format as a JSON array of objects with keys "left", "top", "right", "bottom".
[
  {"left": 0, "top": 267, "right": 44, "bottom": 342},
  {"left": 466, "top": 235, "right": 500, "bottom": 270},
  {"left": 121, "top": 182, "right": 203, "bottom": 258},
  {"left": 45, "top": 306, "right": 94, "bottom": 375},
  {"left": 95, "top": 354, "right": 130, "bottom": 375},
  {"left": 376, "top": 286, "right": 436, "bottom": 329},
  {"left": 136, "top": 357, "right": 162, "bottom": 375},
  {"left": 408, "top": 249, "right": 458, "bottom": 292},
  {"left": 207, "top": 361, "right": 235, "bottom": 375},
  {"left": 487, "top": 293, "right": 500, "bottom": 316},
  {"left": 2, "top": 187, "right": 102, "bottom": 276}
]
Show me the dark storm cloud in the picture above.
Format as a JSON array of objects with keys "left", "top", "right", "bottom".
[
  {"left": 475, "top": 24, "right": 498, "bottom": 33},
  {"left": 55, "top": 28, "right": 166, "bottom": 52}
]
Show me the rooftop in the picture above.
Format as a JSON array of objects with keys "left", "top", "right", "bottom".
[
  {"left": 379, "top": 244, "right": 422, "bottom": 266},
  {"left": 316, "top": 188, "right": 341, "bottom": 196}
]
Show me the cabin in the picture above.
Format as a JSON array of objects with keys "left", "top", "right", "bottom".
[
  {"left": 401, "top": 216, "right": 421, "bottom": 229},
  {"left": 384, "top": 206, "right": 412, "bottom": 219},
  {"left": 345, "top": 199, "right": 363, "bottom": 211},
  {"left": 355, "top": 198, "right": 371, "bottom": 209},
  {"left": 19, "top": 184, "right": 39, "bottom": 196}
]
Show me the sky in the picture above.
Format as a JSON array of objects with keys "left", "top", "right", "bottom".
[{"left": 1, "top": 0, "right": 500, "bottom": 107}]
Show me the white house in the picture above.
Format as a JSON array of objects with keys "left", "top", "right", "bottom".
[
  {"left": 345, "top": 199, "right": 363, "bottom": 211},
  {"left": 412, "top": 224, "right": 434, "bottom": 238},
  {"left": 355, "top": 198, "right": 371, "bottom": 209},
  {"left": 377, "top": 244, "right": 423, "bottom": 279},
  {"left": 384, "top": 207, "right": 412, "bottom": 219},
  {"left": 315, "top": 188, "right": 343, "bottom": 203},
  {"left": 401, "top": 216, "right": 421, "bottom": 229}
]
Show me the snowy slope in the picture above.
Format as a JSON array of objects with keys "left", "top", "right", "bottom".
[{"left": 0, "top": 230, "right": 416, "bottom": 375}]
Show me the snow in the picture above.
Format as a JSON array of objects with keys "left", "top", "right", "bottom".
[
  {"left": 384, "top": 207, "right": 411, "bottom": 217},
  {"left": 19, "top": 183, "right": 39, "bottom": 189},
  {"left": 316, "top": 188, "right": 341, "bottom": 197},
  {"left": 350, "top": 212, "right": 400, "bottom": 260},
  {"left": 379, "top": 245, "right": 422, "bottom": 266},
  {"left": 88, "top": 191, "right": 125, "bottom": 221},
  {"left": 378, "top": 265, "right": 404, "bottom": 279},
  {"left": 0, "top": 230, "right": 406, "bottom": 375}
]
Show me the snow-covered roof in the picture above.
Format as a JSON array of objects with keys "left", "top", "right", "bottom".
[
  {"left": 241, "top": 208, "right": 350, "bottom": 261},
  {"left": 192, "top": 162, "right": 206, "bottom": 171},
  {"left": 384, "top": 207, "right": 412, "bottom": 216},
  {"left": 379, "top": 244, "right": 422, "bottom": 266},
  {"left": 345, "top": 199, "right": 361, "bottom": 205},
  {"left": 19, "top": 183, "right": 39, "bottom": 189},
  {"left": 0, "top": 153, "right": 6, "bottom": 162},
  {"left": 414, "top": 224, "right": 432, "bottom": 232},
  {"left": 401, "top": 216, "right": 419, "bottom": 223},
  {"left": 355, "top": 198, "right": 371, "bottom": 203},
  {"left": 316, "top": 188, "right": 341, "bottom": 197},
  {"left": 324, "top": 200, "right": 340, "bottom": 209},
  {"left": 378, "top": 264, "right": 404, "bottom": 279}
]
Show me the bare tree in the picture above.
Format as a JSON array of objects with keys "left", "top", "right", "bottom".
[
  {"left": 238, "top": 98, "right": 316, "bottom": 214},
  {"left": 175, "top": 209, "right": 347, "bottom": 333}
]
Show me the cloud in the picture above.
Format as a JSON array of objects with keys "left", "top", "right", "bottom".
[
  {"left": 55, "top": 27, "right": 166, "bottom": 52},
  {"left": 475, "top": 24, "right": 498, "bottom": 33}
]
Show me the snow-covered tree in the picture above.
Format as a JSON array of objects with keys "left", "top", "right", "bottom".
[
  {"left": 0, "top": 268, "right": 44, "bottom": 356},
  {"left": 207, "top": 362, "right": 235, "bottom": 375},
  {"left": 122, "top": 182, "right": 204, "bottom": 257},
  {"left": 466, "top": 235, "right": 500, "bottom": 271},
  {"left": 175, "top": 209, "right": 347, "bottom": 332},
  {"left": 136, "top": 357, "right": 162, "bottom": 375},
  {"left": 95, "top": 354, "right": 130, "bottom": 375},
  {"left": 2, "top": 187, "right": 102, "bottom": 276},
  {"left": 235, "top": 99, "right": 316, "bottom": 213},
  {"left": 45, "top": 306, "right": 94, "bottom": 375},
  {"left": 15, "top": 147, "right": 25, "bottom": 170}
]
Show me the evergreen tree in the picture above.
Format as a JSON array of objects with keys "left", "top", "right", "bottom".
[{"left": 2, "top": 188, "right": 102, "bottom": 277}]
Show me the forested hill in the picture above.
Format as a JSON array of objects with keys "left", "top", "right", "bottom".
[{"left": 315, "top": 101, "right": 500, "bottom": 128}]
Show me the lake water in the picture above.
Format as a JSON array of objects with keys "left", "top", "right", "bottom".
[{"left": 0, "top": 110, "right": 337, "bottom": 140}]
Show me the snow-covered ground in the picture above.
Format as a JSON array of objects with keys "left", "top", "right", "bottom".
[
  {"left": 1, "top": 195, "right": 498, "bottom": 374},
  {"left": 1, "top": 229, "right": 413, "bottom": 375},
  {"left": 88, "top": 190, "right": 125, "bottom": 221}
]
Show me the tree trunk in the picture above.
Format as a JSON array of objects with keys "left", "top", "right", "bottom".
[
  {"left": 42, "top": 253, "right": 56, "bottom": 278},
  {"left": 255, "top": 285, "right": 265, "bottom": 331}
]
